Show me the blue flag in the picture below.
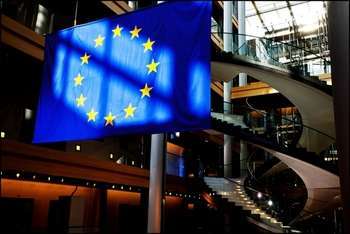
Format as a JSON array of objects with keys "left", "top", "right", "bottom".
[{"left": 33, "top": 1, "right": 211, "bottom": 143}]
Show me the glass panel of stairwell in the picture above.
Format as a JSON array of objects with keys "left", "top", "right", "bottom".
[
  {"left": 211, "top": 101, "right": 338, "bottom": 174},
  {"left": 211, "top": 31, "right": 332, "bottom": 89}
]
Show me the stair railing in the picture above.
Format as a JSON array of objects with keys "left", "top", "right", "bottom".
[
  {"left": 211, "top": 31, "right": 331, "bottom": 85},
  {"left": 211, "top": 100, "right": 337, "bottom": 174}
]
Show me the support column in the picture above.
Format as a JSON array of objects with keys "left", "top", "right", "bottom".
[
  {"left": 147, "top": 3, "right": 166, "bottom": 233},
  {"left": 147, "top": 134, "right": 166, "bottom": 234},
  {"left": 328, "top": 2, "right": 349, "bottom": 234},
  {"left": 238, "top": 0, "right": 247, "bottom": 86},
  {"left": 223, "top": 1, "right": 233, "bottom": 178},
  {"left": 238, "top": 1, "right": 248, "bottom": 177},
  {"left": 240, "top": 141, "right": 248, "bottom": 177}
]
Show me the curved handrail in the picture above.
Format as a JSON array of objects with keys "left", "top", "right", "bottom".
[
  {"left": 211, "top": 31, "right": 331, "bottom": 65},
  {"left": 212, "top": 101, "right": 338, "bottom": 174},
  {"left": 221, "top": 100, "right": 335, "bottom": 141},
  {"left": 223, "top": 176, "right": 271, "bottom": 198},
  {"left": 244, "top": 97, "right": 304, "bottom": 149}
]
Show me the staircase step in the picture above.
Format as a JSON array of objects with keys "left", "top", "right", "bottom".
[{"left": 204, "top": 177, "right": 287, "bottom": 233}]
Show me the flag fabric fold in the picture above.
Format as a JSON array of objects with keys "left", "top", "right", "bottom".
[{"left": 33, "top": 1, "right": 212, "bottom": 143}]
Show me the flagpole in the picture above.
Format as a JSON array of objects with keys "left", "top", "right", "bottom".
[
  {"left": 73, "top": 0, "right": 79, "bottom": 26},
  {"left": 147, "top": 133, "right": 166, "bottom": 234},
  {"left": 147, "top": 4, "right": 166, "bottom": 234}
]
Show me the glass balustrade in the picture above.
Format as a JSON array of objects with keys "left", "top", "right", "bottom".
[
  {"left": 211, "top": 101, "right": 337, "bottom": 174},
  {"left": 212, "top": 31, "right": 332, "bottom": 83}
]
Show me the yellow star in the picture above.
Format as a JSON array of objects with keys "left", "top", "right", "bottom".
[
  {"left": 74, "top": 73, "right": 84, "bottom": 86},
  {"left": 112, "top": 25, "right": 123, "bottom": 37},
  {"left": 146, "top": 59, "right": 160, "bottom": 74},
  {"left": 142, "top": 38, "right": 155, "bottom": 52},
  {"left": 124, "top": 103, "right": 136, "bottom": 118},
  {"left": 140, "top": 83, "right": 153, "bottom": 98},
  {"left": 94, "top": 34, "right": 105, "bottom": 47},
  {"left": 86, "top": 108, "right": 98, "bottom": 122},
  {"left": 76, "top": 94, "right": 87, "bottom": 107},
  {"left": 104, "top": 112, "right": 116, "bottom": 126},
  {"left": 130, "top": 26, "right": 142, "bottom": 39},
  {"left": 80, "top": 53, "right": 90, "bottom": 65}
]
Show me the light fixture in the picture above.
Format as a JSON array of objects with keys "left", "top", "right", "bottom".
[
  {"left": 33, "top": 175, "right": 36, "bottom": 179},
  {"left": 112, "top": 185, "right": 115, "bottom": 189},
  {"left": 61, "top": 178, "right": 64, "bottom": 183},
  {"left": 16, "top": 173, "right": 20, "bottom": 178},
  {"left": 109, "top": 153, "right": 114, "bottom": 159},
  {"left": 0, "top": 131, "right": 5, "bottom": 138},
  {"left": 75, "top": 144, "right": 81, "bottom": 151},
  {"left": 257, "top": 192, "right": 262, "bottom": 199},
  {"left": 48, "top": 176, "right": 51, "bottom": 181},
  {"left": 24, "top": 108, "right": 33, "bottom": 120},
  {"left": 116, "top": 158, "right": 123, "bottom": 164},
  {"left": 268, "top": 200, "right": 273, "bottom": 206},
  {"left": 93, "top": 183, "right": 96, "bottom": 187},
  {"left": 86, "top": 182, "right": 89, "bottom": 186},
  {"left": 131, "top": 161, "right": 135, "bottom": 165},
  {"left": 175, "top": 132, "right": 180, "bottom": 137},
  {"left": 121, "top": 186, "right": 124, "bottom": 190}
]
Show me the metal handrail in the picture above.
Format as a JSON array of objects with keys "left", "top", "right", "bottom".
[
  {"left": 220, "top": 100, "right": 335, "bottom": 141},
  {"left": 210, "top": 31, "right": 330, "bottom": 65}
]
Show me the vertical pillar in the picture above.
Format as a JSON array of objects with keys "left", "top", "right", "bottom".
[
  {"left": 147, "top": 2, "right": 166, "bottom": 233},
  {"left": 99, "top": 189, "right": 108, "bottom": 233},
  {"left": 147, "top": 133, "right": 166, "bottom": 234},
  {"left": 223, "top": 1, "right": 233, "bottom": 178},
  {"left": 240, "top": 141, "right": 248, "bottom": 177},
  {"left": 238, "top": 1, "right": 247, "bottom": 86},
  {"left": 238, "top": 1, "right": 248, "bottom": 177},
  {"left": 328, "top": 2, "right": 349, "bottom": 234}
]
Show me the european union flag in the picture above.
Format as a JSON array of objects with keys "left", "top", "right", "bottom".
[{"left": 33, "top": 1, "right": 212, "bottom": 143}]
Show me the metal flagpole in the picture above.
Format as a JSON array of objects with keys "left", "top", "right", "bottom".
[{"left": 73, "top": 0, "right": 79, "bottom": 26}]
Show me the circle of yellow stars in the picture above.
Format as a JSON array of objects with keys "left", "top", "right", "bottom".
[{"left": 74, "top": 25, "right": 159, "bottom": 127}]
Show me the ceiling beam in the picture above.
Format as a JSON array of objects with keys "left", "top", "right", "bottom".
[
  {"left": 251, "top": 1, "right": 271, "bottom": 34},
  {"left": 246, "top": 1, "right": 309, "bottom": 18}
]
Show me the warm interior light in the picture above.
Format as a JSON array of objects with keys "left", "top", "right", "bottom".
[
  {"left": 75, "top": 144, "right": 81, "bottom": 151},
  {"left": 16, "top": 173, "right": 20, "bottom": 178},
  {"left": 0, "top": 131, "right": 5, "bottom": 138},
  {"left": 257, "top": 192, "right": 262, "bottom": 199},
  {"left": 268, "top": 200, "right": 273, "bottom": 206},
  {"left": 116, "top": 158, "right": 123, "bottom": 164},
  {"left": 187, "top": 203, "right": 194, "bottom": 210},
  {"left": 109, "top": 153, "right": 114, "bottom": 159}
]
